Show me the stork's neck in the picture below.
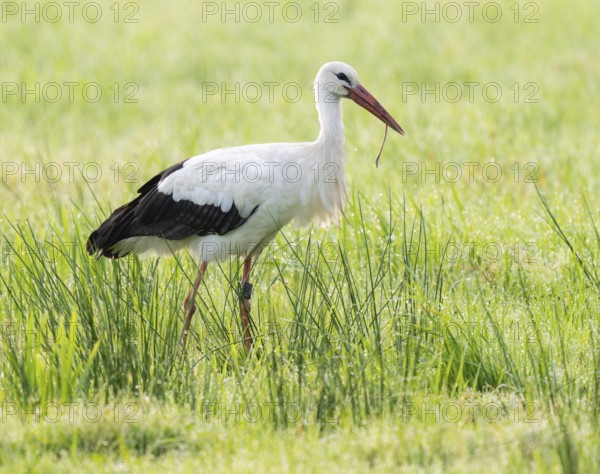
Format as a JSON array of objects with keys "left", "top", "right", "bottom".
[
  {"left": 314, "top": 86, "right": 345, "bottom": 148},
  {"left": 299, "top": 83, "right": 346, "bottom": 225}
]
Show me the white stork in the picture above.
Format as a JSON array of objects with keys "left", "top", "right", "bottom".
[{"left": 86, "top": 61, "right": 404, "bottom": 353}]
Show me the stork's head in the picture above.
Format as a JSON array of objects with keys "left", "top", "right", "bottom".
[{"left": 315, "top": 61, "right": 404, "bottom": 135}]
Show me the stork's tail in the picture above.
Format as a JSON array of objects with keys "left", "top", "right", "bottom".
[{"left": 86, "top": 199, "right": 140, "bottom": 259}]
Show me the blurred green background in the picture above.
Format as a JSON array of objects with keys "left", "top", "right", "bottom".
[{"left": 1, "top": 0, "right": 600, "bottom": 471}]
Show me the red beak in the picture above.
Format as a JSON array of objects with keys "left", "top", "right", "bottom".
[{"left": 346, "top": 84, "right": 404, "bottom": 135}]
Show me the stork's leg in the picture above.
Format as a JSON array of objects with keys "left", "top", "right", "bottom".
[
  {"left": 179, "top": 261, "right": 208, "bottom": 354},
  {"left": 240, "top": 258, "right": 253, "bottom": 352}
]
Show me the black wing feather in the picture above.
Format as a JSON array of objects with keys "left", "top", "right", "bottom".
[{"left": 86, "top": 161, "right": 258, "bottom": 258}]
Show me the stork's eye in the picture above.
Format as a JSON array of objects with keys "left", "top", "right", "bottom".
[{"left": 335, "top": 72, "right": 351, "bottom": 85}]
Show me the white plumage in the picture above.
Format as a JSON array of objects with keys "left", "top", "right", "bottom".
[{"left": 87, "top": 61, "right": 404, "bottom": 352}]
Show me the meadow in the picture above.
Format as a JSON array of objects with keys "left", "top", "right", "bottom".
[{"left": 1, "top": 0, "right": 599, "bottom": 472}]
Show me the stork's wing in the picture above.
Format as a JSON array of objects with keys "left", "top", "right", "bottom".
[{"left": 86, "top": 152, "right": 264, "bottom": 259}]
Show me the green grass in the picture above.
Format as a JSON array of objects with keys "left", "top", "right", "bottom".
[{"left": 1, "top": 0, "right": 600, "bottom": 471}]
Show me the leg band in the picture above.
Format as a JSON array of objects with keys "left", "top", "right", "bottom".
[{"left": 242, "top": 282, "right": 253, "bottom": 300}]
